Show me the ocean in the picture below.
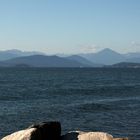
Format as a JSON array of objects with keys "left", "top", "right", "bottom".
[{"left": 0, "top": 68, "right": 140, "bottom": 139}]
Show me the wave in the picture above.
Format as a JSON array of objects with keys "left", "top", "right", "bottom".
[{"left": 69, "top": 97, "right": 140, "bottom": 112}]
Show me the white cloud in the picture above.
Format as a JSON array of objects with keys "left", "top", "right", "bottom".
[
  {"left": 80, "top": 44, "right": 100, "bottom": 53},
  {"left": 131, "top": 41, "right": 140, "bottom": 47}
]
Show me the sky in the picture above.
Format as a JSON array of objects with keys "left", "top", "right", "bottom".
[{"left": 0, "top": 0, "right": 140, "bottom": 54}]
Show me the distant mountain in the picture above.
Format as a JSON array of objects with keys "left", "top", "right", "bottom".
[
  {"left": 0, "top": 55, "right": 92, "bottom": 67},
  {"left": 4, "top": 49, "right": 45, "bottom": 56},
  {"left": 0, "top": 52, "right": 19, "bottom": 61},
  {"left": 126, "top": 57, "right": 140, "bottom": 63},
  {"left": 0, "top": 61, "right": 10, "bottom": 67},
  {"left": 80, "top": 48, "right": 125, "bottom": 65},
  {"left": 66, "top": 55, "right": 103, "bottom": 67},
  {"left": 1, "top": 48, "right": 140, "bottom": 66},
  {"left": 110, "top": 62, "right": 140, "bottom": 68},
  {"left": 125, "top": 52, "right": 140, "bottom": 59},
  {"left": 0, "top": 50, "right": 45, "bottom": 61},
  {"left": 55, "top": 53, "right": 71, "bottom": 57}
]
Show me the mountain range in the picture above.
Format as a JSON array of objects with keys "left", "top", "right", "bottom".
[
  {"left": 0, "top": 55, "right": 91, "bottom": 67},
  {"left": 0, "top": 49, "right": 45, "bottom": 61},
  {"left": 0, "top": 48, "right": 140, "bottom": 67},
  {"left": 109, "top": 62, "right": 140, "bottom": 68}
]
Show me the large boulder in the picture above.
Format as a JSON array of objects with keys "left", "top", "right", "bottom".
[
  {"left": 1, "top": 121, "right": 130, "bottom": 140},
  {"left": 61, "top": 131, "right": 130, "bottom": 140},
  {"left": 2, "top": 121, "right": 61, "bottom": 140}
]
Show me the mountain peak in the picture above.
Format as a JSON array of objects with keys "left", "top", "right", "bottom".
[
  {"left": 80, "top": 48, "right": 125, "bottom": 65},
  {"left": 98, "top": 48, "right": 118, "bottom": 54}
]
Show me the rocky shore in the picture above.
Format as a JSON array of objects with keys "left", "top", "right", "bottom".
[{"left": 1, "top": 122, "right": 131, "bottom": 140}]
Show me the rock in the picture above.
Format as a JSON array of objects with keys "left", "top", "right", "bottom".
[
  {"left": 1, "top": 128, "right": 41, "bottom": 140},
  {"left": 61, "top": 131, "right": 84, "bottom": 140},
  {"left": 78, "top": 132, "right": 113, "bottom": 140},
  {"left": 113, "top": 138, "right": 130, "bottom": 140},
  {"left": 28, "top": 121, "right": 61, "bottom": 140},
  {"left": 62, "top": 132, "right": 113, "bottom": 140},
  {"left": 61, "top": 131, "right": 131, "bottom": 140},
  {"left": 2, "top": 121, "right": 61, "bottom": 140},
  {"left": 1, "top": 121, "right": 130, "bottom": 140}
]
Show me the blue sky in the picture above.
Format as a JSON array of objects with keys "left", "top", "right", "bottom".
[{"left": 0, "top": 0, "right": 140, "bottom": 54}]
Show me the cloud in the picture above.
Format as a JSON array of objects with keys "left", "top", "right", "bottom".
[
  {"left": 80, "top": 44, "right": 100, "bottom": 53},
  {"left": 131, "top": 41, "right": 140, "bottom": 47}
]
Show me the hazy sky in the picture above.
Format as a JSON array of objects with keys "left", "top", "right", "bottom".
[{"left": 0, "top": 0, "right": 140, "bottom": 54}]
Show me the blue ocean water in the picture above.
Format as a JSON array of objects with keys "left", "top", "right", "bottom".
[{"left": 0, "top": 68, "right": 140, "bottom": 139}]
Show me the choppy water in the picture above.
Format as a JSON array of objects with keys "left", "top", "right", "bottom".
[{"left": 0, "top": 68, "right": 140, "bottom": 139}]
